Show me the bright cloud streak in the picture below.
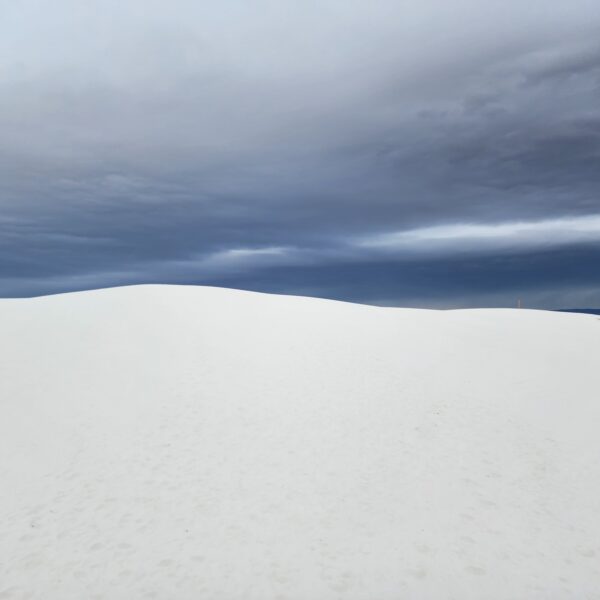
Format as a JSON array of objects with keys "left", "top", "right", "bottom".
[{"left": 360, "top": 214, "right": 600, "bottom": 254}]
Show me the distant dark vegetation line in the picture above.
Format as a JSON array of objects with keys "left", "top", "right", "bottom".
[{"left": 556, "top": 309, "right": 600, "bottom": 315}]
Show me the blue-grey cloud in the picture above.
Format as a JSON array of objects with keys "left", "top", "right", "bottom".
[{"left": 1, "top": 0, "right": 600, "bottom": 307}]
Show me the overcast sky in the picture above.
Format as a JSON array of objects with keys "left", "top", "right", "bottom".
[{"left": 2, "top": 0, "right": 600, "bottom": 307}]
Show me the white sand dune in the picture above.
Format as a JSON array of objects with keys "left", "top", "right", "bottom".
[{"left": 1, "top": 284, "right": 599, "bottom": 599}]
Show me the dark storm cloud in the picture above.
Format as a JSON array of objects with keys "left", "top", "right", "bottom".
[{"left": 1, "top": 0, "right": 600, "bottom": 306}]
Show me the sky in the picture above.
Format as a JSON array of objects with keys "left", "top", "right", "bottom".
[{"left": 1, "top": 0, "right": 600, "bottom": 308}]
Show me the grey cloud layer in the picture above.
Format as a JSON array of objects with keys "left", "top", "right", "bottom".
[{"left": 1, "top": 0, "right": 600, "bottom": 305}]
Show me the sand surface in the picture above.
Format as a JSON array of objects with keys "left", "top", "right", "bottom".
[{"left": 1, "top": 285, "right": 599, "bottom": 599}]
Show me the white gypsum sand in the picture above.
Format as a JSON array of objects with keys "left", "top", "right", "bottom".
[{"left": 0, "top": 284, "right": 599, "bottom": 599}]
